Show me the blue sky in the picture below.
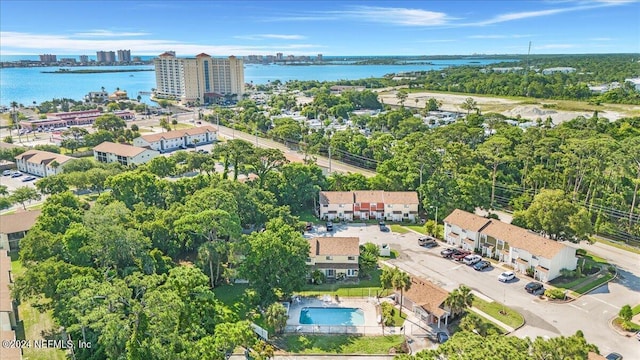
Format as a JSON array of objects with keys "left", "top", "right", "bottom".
[{"left": 1, "top": 0, "right": 638, "bottom": 56}]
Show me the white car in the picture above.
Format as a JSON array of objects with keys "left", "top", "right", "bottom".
[
  {"left": 498, "top": 271, "right": 516, "bottom": 282},
  {"left": 462, "top": 254, "right": 482, "bottom": 265}
]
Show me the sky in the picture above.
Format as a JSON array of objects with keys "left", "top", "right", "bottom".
[{"left": 1, "top": 0, "right": 639, "bottom": 57}]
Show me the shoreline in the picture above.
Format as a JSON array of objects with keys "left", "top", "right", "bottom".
[{"left": 41, "top": 69, "right": 154, "bottom": 74}]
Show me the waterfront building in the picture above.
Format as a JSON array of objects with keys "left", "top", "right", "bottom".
[
  {"left": 15, "top": 150, "right": 75, "bottom": 177},
  {"left": 79, "top": 55, "right": 89, "bottom": 63},
  {"left": 19, "top": 109, "right": 134, "bottom": 130},
  {"left": 153, "top": 52, "right": 244, "bottom": 104},
  {"left": 276, "top": 52, "right": 283, "bottom": 60},
  {"left": 39, "top": 54, "right": 57, "bottom": 63},
  {"left": 96, "top": 51, "right": 116, "bottom": 64},
  {"left": 117, "top": 49, "right": 131, "bottom": 63},
  {"left": 317, "top": 53, "right": 323, "bottom": 62},
  {"left": 93, "top": 141, "right": 159, "bottom": 166},
  {"left": 85, "top": 90, "right": 109, "bottom": 103}
]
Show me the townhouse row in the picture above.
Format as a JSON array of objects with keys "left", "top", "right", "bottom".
[
  {"left": 443, "top": 209, "right": 578, "bottom": 282},
  {"left": 319, "top": 191, "right": 419, "bottom": 222}
]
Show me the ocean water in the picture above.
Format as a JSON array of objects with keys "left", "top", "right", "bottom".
[{"left": 0, "top": 58, "right": 510, "bottom": 107}]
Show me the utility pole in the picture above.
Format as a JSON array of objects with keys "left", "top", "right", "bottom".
[{"left": 328, "top": 146, "right": 332, "bottom": 174}]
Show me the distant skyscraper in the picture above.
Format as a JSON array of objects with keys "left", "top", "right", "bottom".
[
  {"left": 117, "top": 49, "right": 131, "bottom": 63},
  {"left": 39, "top": 54, "right": 57, "bottom": 63},
  {"left": 153, "top": 52, "right": 244, "bottom": 104},
  {"left": 276, "top": 52, "right": 283, "bottom": 60},
  {"left": 79, "top": 55, "right": 89, "bottom": 63},
  {"left": 317, "top": 53, "right": 323, "bottom": 62},
  {"left": 96, "top": 51, "right": 116, "bottom": 63}
]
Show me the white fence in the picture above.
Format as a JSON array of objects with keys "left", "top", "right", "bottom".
[{"left": 284, "top": 324, "right": 402, "bottom": 336}]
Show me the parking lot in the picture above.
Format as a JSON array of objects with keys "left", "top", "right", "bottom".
[
  {"left": 307, "top": 223, "right": 639, "bottom": 358},
  {"left": 1, "top": 171, "right": 38, "bottom": 192}
]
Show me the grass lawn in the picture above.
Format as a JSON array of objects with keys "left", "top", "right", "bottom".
[
  {"left": 574, "top": 273, "right": 614, "bottom": 294},
  {"left": 389, "top": 307, "right": 406, "bottom": 327},
  {"left": 472, "top": 298, "right": 524, "bottom": 329},
  {"left": 401, "top": 225, "right": 427, "bottom": 235},
  {"left": 389, "top": 225, "right": 409, "bottom": 234},
  {"left": 449, "top": 310, "right": 507, "bottom": 335},
  {"left": 633, "top": 304, "right": 640, "bottom": 315},
  {"left": 279, "top": 334, "right": 404, "bottom": 354},
  {"left": 295, "top": 210, "right": 320, "bottom": 223},
  {"left": 300, "top": 268, "right": 392, "bottom": 298},
  {"left": 613, "top": 317, "right": 640, "bottom": 332},
  {"left": 173, "top": 123, "right": 194, "bottom": 129},
  {"left": 18, "top": 302, "right": 67, "bottom": 360}
]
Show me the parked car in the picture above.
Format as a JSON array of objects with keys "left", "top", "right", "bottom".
[
  {"left": 22, "top": 176, "right": 37, "bottom": 182},
  {"left": 2, "top": 170, "right": 12, "bottom": 176},
  {"left": 326, "top": 222, "right": 333, "bottom": 232},
  {"left": 305, "top": 222, "right": 313, "bottom": 231},
  {"left": 379, "top": 221, "right": 390, "bottom": 232},
  {"left": 11, "top": 172, "right": 23, "bottom": 178},
  {"left": 525, "top": 281, "right": 545, "bottom": 295},
  {"left": 440, "top": 248, "right": 457, "bottom": 257},
  {"left": 463, "top": 254, "right": 482, "bottom": 265},
  {"left": 473, "top": 260, "right": 492, "bottom": 271},
  {"left": 605, "top": 353, "right": 623, "bottom": 360},
  {"left": 498, "top": 271, "right": 516, "bottom": 282},
  {"left": 419, "top": 237, "right": 438, "bottom": 248},
  {"left": 636, "top": 330, "right": 640, "bottom": 341},
  {"left": 452, "top": 250, "right": 472, "bottom": 261},
  {"left": 436, "top": 331, "right": 449, "bottom": 344}
]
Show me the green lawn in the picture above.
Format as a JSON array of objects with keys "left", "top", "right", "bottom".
[
  {"left": 472, "top": 298, "right": 524, "bottom": 329},
  {"left": 173, "top": 123, "right": 194, "bottom": 129},
  {"left": 280, "top": 334, "right": 404, "bottom": 354},
  {"left": 389, "top": 307, "right": 406, "bottom": 327},
  {"left": 449, "top": 310, "right": 507, "bottom": 335},
  {"left": 389, "top": 225, "right": 409, "bottom": 234},
  {"left": 402, "top": 225, "right": 427, "bottom": 235},
  {"left": 17, "top": 301, "right": 67, "bottom": 360},
  {"left": 300, "top": 268, "right": 390, "bottom": 298},
  {"left": 574, "top": 273, "right": 614, "bottom": 294},
  {"left": 295, "top": 210, "right": 320, "bottom": 223}
]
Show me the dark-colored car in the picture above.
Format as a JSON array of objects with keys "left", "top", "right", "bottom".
[
  {"left": 379, "top": 221, "right": 389, "bottom": 232},
  {"left": 419, "top": 237, "right": 438, "bottom": 248},
  {"left": 605, "top": 353, "right": 623, "bottom": 360},
  {"left": 525, "top": 281, "right": 544, "bottom": 295},
  {"left": 436, "top": 331, "right": 449, "bottom": 344},
  {"left": 473, "top": 260, "right": 491, "bottom": 271},
  {"left": 305, "top": 222, "right": 313, "bottom": 231},
  {"left": 326, "top": 222, "right": 333, "bottom": 232},
  {"left": 452, "top": 250, "right": 471, "bottom": 261}
]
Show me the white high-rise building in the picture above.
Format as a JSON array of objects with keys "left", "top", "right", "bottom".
[{"left": 153, "top": 52, "right": 244, "bottom": 104}]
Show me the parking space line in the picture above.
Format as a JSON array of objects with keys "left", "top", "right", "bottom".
[
  {"left": 568, "top": 304, "right": 588, "bottom": 313},
  {"left": 587, "top": 296, "right": 620, "bottom": 309}
]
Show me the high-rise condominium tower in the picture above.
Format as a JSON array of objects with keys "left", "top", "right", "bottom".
[{"left": 153, "top": 52, "right": 244, "bottom": 104}]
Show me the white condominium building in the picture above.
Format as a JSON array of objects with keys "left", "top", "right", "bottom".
[{"left": 153, "top": 52, "right": 244, "bottom": 104}]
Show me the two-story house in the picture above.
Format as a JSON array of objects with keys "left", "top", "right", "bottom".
[
  {"left": 93, "top": 141, "right": 160, "bottom": 166},
  {"left": 318, "top": 191, "right": 419, "bottom": 222},
  {"left": 318, "top": 192, "right": 354, "bottom": 221},
  {"left": 133, "top": 125, "right": 217, "bottom": 153},
  {"left": 14, "top": 150, "right": 75, "bottom": 177},
  {"left": 306, "top": 237, "right": 360, "bottom": 280},
  {"left": 443, "top": 209, "right": 578, "bottom": 282},
  {"left": 0, "top": 210, "right": 41, "bottom": 252}
]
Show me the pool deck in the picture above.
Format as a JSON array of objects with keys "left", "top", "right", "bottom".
[{"left": 285, "top": 296, "right": 395, "bottom": 335}]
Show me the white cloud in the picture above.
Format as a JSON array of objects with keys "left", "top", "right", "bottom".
[
  {"left": 234, "top": 34, "right": 306, "bottom": 40},
  {"left": 468, "top": 34, "right": 533, "bottom": 39},
  {"left": 73, "top": 30, "right": 150, "bottom": 37},
  {"left": 0, "top": 31, "right": 324, "bottom": 56},
  {"left": 535, "top": 43, "right": 577, "bottom": 49},
  {"left": 344, "top": 6, "right": 452, "bottom": 26}
]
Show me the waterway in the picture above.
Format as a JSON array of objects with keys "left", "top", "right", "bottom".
[{"left": 0, "top": 58, "right": 511, "bottom": 107}]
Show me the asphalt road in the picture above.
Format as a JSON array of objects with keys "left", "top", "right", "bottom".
[{"left": 322, "top": 223, "right": 640, "bottom": 359}]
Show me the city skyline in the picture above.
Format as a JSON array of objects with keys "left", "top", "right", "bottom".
[{"left": 0, "top": 1, "right": 639, "bottom": 56}]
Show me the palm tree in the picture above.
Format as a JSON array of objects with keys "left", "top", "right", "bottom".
[
  {"left": 9, "top": 101, "right": 18, "bottom": 137},
  {"left": 381, "top": 267, "right": 411, "bottom": 310},
  {"left": 444, "top": 285, "right": 475, "bottom": 318},
  {"left": 265, "top": 303, "right": 288, "bottom": 334}
]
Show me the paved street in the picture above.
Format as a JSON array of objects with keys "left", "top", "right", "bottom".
[{"left": 319, "top": 223, "right": 640, "bottom": 359}]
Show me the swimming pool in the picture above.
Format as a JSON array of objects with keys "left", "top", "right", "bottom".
[{"left": 299, "top": 307, "right": 365, "bottom": 326}]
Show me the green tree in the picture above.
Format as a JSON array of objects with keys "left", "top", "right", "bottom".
[
  {"left": 241, "top": 218, "right": 310, "bottom": 305},
  {"left": 444, "top": 285, "right": 474, "bottom": 318},
  {"left": 145, "top": 156, "right": 177, "bottom": 178},
  {"left": 396, "top": 89, "right": 408, "bottom": 107},
  {"left": 477, "top": 135, "right": 514, "bottom": 207},
  {"left": 513, "top": 189, "right": 586, "bottom": 240},
  {"left": 249, "top": 147, "right": 288, "bottom": 187},
  {"left": 619, "top": 304, "right": 633, "bottom": 322},
  {"left": 94, "top": 113, "right": 126, "bottom": 132},
  {"left": 9, "top": 186, "right": 41, "bottom": 210},
  {"left": 265, "top": 302, "right": 288, "bottom": 334},
  {"left": 35, "top": 175, "right": 69, "bottom": 195},
  {"left": 461, "top": 97, "right": 478, "bottom": 116},
  {"left": 381, "top": 266, "right": 411, "bottom": 309},
  {"left": 358, "top": 242, "right": 379, "bottom": 278}
]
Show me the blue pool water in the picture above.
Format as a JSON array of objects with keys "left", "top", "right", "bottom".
[{"left": 299, "top": 307, "right": 365, "bottom": 326}]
